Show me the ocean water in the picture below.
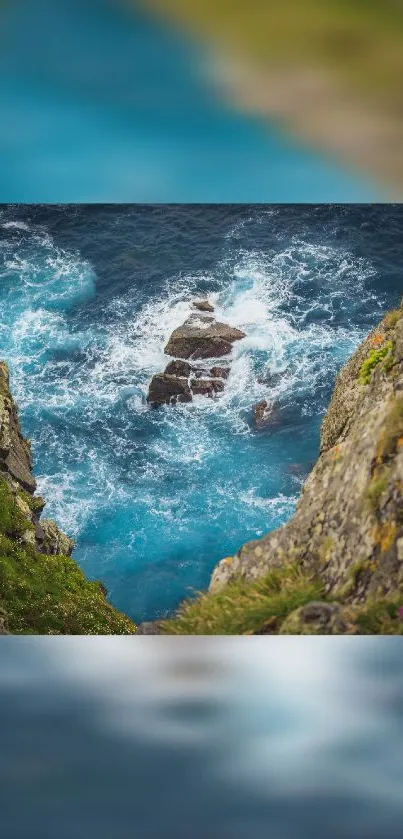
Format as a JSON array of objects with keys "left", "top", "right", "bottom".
[
  {"left": 1, "top": 635, "right": 403, "bottom": 838},
  {"left": 0, "top": 0, "right": 380, "bottom": 202},
  {"left": 1, "top": 204, "right": 403, "bottom": 621}
]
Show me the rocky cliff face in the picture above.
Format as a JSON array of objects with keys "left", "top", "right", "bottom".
[
  {"left": 0, "top": 361, "right": 136, "bottom": 635},
  {"left": 163, "top": 301, "right": 403, "bottom": 634}
]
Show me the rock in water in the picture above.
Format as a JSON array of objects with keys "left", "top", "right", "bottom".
[
  {"left": 164, "top": 315, "right": 246, "bottom": 360},
  {"left": 192, "top": 299, "right": 215, "bottom": 313},
  {"left": 190, "top": 378, "right": 225, "bottom": 397},
  {"left": 147, "top": 373, "right": 192, "bottom": 405},
  {"left": 164, "top": 360, "right": 192, "bottom": 377},
  {"left": 210, "top": 366, "right": 229, "bottom": 379},
  {"left": 254, "top": 400, "right": 272, "bottom": 427}
]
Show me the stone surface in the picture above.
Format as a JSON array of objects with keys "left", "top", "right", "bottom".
[
  {"left": 192, "top": 299, "right": 214, "bottom": 313},
  {"left": 190, "top": 378, "right": 225, "bottom": 397},
  {"left": 279, "top": 601, "right": 358, "bottom": 635},
  {"left": 136, "top": 621, "right": 162, "bottom": 634},
  {"left": 0, "top": 362, "right": 36, "bottom": 492},
  {"left": 147, "top": 373, "right": 192, "bottom": 405},
  {"left": 164, "top": 315, "right": 246, "bottom": 360},
  {"left": 41, "top": 519, "right": 75, "bottom": 556},
  {"left": 210, "top": 366, "right": 229, "bottom": 379},
  {"left": 164, "top": 359, "right": 192, "bottom": 377},
  {"left": 209, "top": 305, "right": 403, "bottom": 608}
]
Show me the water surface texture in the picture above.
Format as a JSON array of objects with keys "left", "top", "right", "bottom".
[
  {"left": 1, "top": 204, "right": 402, "bottom": 620},
  {"left": 0, "top": 0, "right": 380, "bottom": 202}
]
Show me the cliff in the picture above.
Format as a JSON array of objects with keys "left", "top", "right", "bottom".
[
  {"left": 0, "top": 361, "right": 136, "bottom": 634},
  {"left": 163, "top": 301, "right": 403, "bottom": 634}
]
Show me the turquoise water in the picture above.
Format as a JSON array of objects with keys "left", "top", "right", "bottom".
[
  {"left": 0, "top": 0, "right": 380, "bottom": 202},
  {"left": 1, "top": 204, "right": 402, "bottom": 621}
]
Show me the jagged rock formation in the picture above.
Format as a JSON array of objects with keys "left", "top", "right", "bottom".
[
  {"left": 162, "top": 302, "right": 403, "bottom": 634},
  {"left": 147, "top": 304, "right": 245, "bottom": 406},
  {"left": 0, "top": 361, "right": 136, "bottom": 634}
]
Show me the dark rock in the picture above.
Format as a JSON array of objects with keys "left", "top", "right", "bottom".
[
  {"left": 147, "top": 373, "right": 192, "bottom": 406},
  {"left": 164, "top": 359, "right": 192, "bottom": 378},
  {"left": 190, "top": 378, "right": 225, "bottom": 397},
  {"left": 164, "top": 315, "right": 246, "bottom": 360},
  {"left": 136, "top": 621, "right": 162, "bottom": 635},
  {"left": 192, "top": 299, "right": 214, "bottom": 313},
  {"left": 210, "top": 366, "right": 229, "bottom": 379}
]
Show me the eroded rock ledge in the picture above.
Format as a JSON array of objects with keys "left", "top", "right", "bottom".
[
  {"left": 161, "top": 301, "right": 403, "bottom": 634},
  {"left": 0, "top": 361, "right": 136, "bottom": 634}
]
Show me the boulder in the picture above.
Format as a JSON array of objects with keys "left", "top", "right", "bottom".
[
  {"left": 147, "top": 373, "right": 192, "bottom": 406},
  {"left": 164, "top": 315, "right": 246, "bottom": 360},
  {"left": 164, "top": 359, "right": 192, "bottom": 377},
  {"left": 190, "top": 378, "right": 225, "bottom": 397},
  {"left": 192, "top": 299, "right": 214, "bottom": 313},
  {"left": 41, "top": 519, "right": 74, "bottom": 556}
]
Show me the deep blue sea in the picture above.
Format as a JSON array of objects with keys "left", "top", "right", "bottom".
[
  {"left": 0, "top": 0, "right": 381, "bottom": 202},
  {"left": 1, "top": 204, "right": 403, "bottom": 621}
]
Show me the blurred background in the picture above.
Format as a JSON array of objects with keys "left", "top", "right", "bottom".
[
  {"left": 1, "top": 637, "right": 403, "bottom": 838},
  {"left": 1, "top": 0, "right": 402, "bottom": 201}
]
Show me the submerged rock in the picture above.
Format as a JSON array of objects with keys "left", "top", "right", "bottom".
[
  {"left": 164, "top": 315, "right": 246, "bottom": 360},
  {"left": 192, "top": 299, "right": 214, "bottom": 313},
  {"left": 147, "top": 373, "right": 192, "bottom": 406}
]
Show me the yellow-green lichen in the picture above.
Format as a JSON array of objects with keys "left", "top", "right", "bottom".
[{"left": 359, "top": 341, "right": 393, "bottom": 385}]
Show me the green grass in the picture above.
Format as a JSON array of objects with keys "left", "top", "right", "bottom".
[
  {"left": 161, "top": 563, "right": 324, "bottom": 635},
  {"left": 0, "top": 477, "right": 136, "bottom": 634},
  {"left": 356, "top": 598, "right": 403, "bottom": 634}
]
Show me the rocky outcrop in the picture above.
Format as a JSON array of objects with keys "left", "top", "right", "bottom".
[
  {"left": 147, "top": 303, "right": 245, "bottom": 405},
  {"left": 0, "top": 360, "right": 136, "bottom": 634},
  {"left": 1, "top": 362, "right": 36, "bottom": 493},
  {"left": 147, "top": 373, "right": 192, "bottom": 406},
  {"left": 164, "top": 313, "right": 246, "bottom": 360},
  {"left": 209, "top": 305, "right": 403, "bottom": 620},
  {"left": 192, "top": 299, "right": 215, "bottom": 313}
]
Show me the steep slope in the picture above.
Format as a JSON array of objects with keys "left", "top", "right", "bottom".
[
  {"left": 163, "top": 301, "right": 403, "bottom": 634},
  {"left": 0, "top": 362, "right": 136, "bottom": 635}
]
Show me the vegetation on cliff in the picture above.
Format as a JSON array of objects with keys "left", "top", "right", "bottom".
[
  {"left": 0, "top": 362, "right": 136, "bottom": 635},
  {"left": 164, "top": 300, "right": 403, "bottom": 634}
]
